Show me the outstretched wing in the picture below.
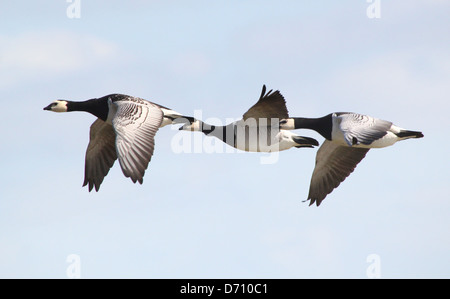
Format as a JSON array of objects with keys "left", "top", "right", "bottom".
[
  {"left": 242, "top": 85, "right": 289, "bottom": 124},
  {"left": 111, "top": 98, "right": 164, "bottom": 184},
  {"left": 83, "top": 119, "right": 117, "bottom": 192},
  {"left": 308, "top": 140, "right": 369, "bottom": 206},
  {"left": 337, "top": 113, "right": 392, "bottom": 146}
]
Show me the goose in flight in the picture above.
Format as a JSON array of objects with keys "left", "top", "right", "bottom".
[
  {"left": 179, "top": 85, "right": 319, "bottom": 152},
  {"left": 43, "top": 94, "right": 193, "bottom": 191},
  {"left": 280, "top": 112, "right": 424, "bottom": 206}
]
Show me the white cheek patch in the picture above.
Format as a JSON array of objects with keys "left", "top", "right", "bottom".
[
  {"left": 192, "top": 120, "right": 202, "bottom": 131},
  {"left": 280, "top": 119, "right": 294, "bottom": 129},
  {"left": 53, "top": 101, "right": 68, "bottom": 112},
  {"left": 184, "top": 120, "right": 201, "bottom": 131}
]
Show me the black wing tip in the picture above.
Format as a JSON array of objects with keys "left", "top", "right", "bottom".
[
  {"left": 82, "top": 179, "right": 100, "bottom": 192},
  {"left": 258, "top": 85, "right": 266, "bottom": 100},
  {"left": 259, "top": 84, "right": 275, "bottom": 100},
  {"left": 129, "top": 175, "right": 144, "bottom": 185},
  {"left": 259, "top": 85, "right": 285, "bottom": 104},
  {"left": 306, "top": 197, "right": 324, "bottom": 207}
]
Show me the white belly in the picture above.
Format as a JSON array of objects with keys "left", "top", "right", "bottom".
[{"left": 360, "top": 131, "right": 398, "bottom": 148}]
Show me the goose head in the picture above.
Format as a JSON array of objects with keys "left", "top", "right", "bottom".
[
  {"left": 43, "top": 100, "right": 69, "bottom": 112},
  {"left": 279, "top": 118, "right": 295, "bottom": 130},
  {"left": 179, "top": 119, "right": 203, "bottom": 131}
]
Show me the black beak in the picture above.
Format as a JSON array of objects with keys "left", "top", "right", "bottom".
[
  {"left": 305, "top": 137, "right": 320, "bottom": 146},
  {"left": 43, "top": 104, "right": 52, "bottom": 111},
  {"left": 294, "top": 136, "right": 320, "bottom": 147}
]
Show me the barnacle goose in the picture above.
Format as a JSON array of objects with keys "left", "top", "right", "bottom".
[
  {"left": 280, "top": 112, "right": 424, "bottom": 206},
  {"left": 179, "top": 85, "right": 319, "bottom": 152},
  {"left": 44, "top": 93, "right": 193, "bottom": 191}
]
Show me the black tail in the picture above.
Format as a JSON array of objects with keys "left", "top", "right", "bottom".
[
  {"left": 293, "top": 136, "right": 319, "bottom": 148},
  {"left": 395, "top": 130, "right": 424, "bottom": 139}
]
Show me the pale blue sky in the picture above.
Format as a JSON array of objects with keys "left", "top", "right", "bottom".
[{"left": 0, "top": 0, "right": 449, "bottom": 278}]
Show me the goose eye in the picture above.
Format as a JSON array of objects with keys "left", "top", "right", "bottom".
[{"left": 280, "top": 120, "right": 287, "bottom": 125}]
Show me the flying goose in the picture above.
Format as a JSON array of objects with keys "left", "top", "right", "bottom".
[
  {"left": 179, "top": 85, "right": 319, "bottom": 152},
  {"left": 43, "top": 94, "right": 193, "bottom": 191},
  {"left": 280, "top": 112, "right": 424, "bottom": 206}
]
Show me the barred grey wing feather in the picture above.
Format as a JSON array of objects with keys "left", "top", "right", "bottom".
[
  {"left": 112, "top": 100, "right": 163, "bottom": 184},
  {"left": 338, "top": 113, "right": 392, "bottom": 146}
]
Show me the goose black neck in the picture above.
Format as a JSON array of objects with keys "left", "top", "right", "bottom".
[
  {"left": 201, "top": 124, "right": 216, "bottom": 136},
  {"left": 293, "top": 114, "right": 333, "bottom": 140},
  {"left": 67, "top": 98, "right": 109, "bottom": 121},
  {"left": 200, "top": 123, "right": 236, "bottom": 146}
]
